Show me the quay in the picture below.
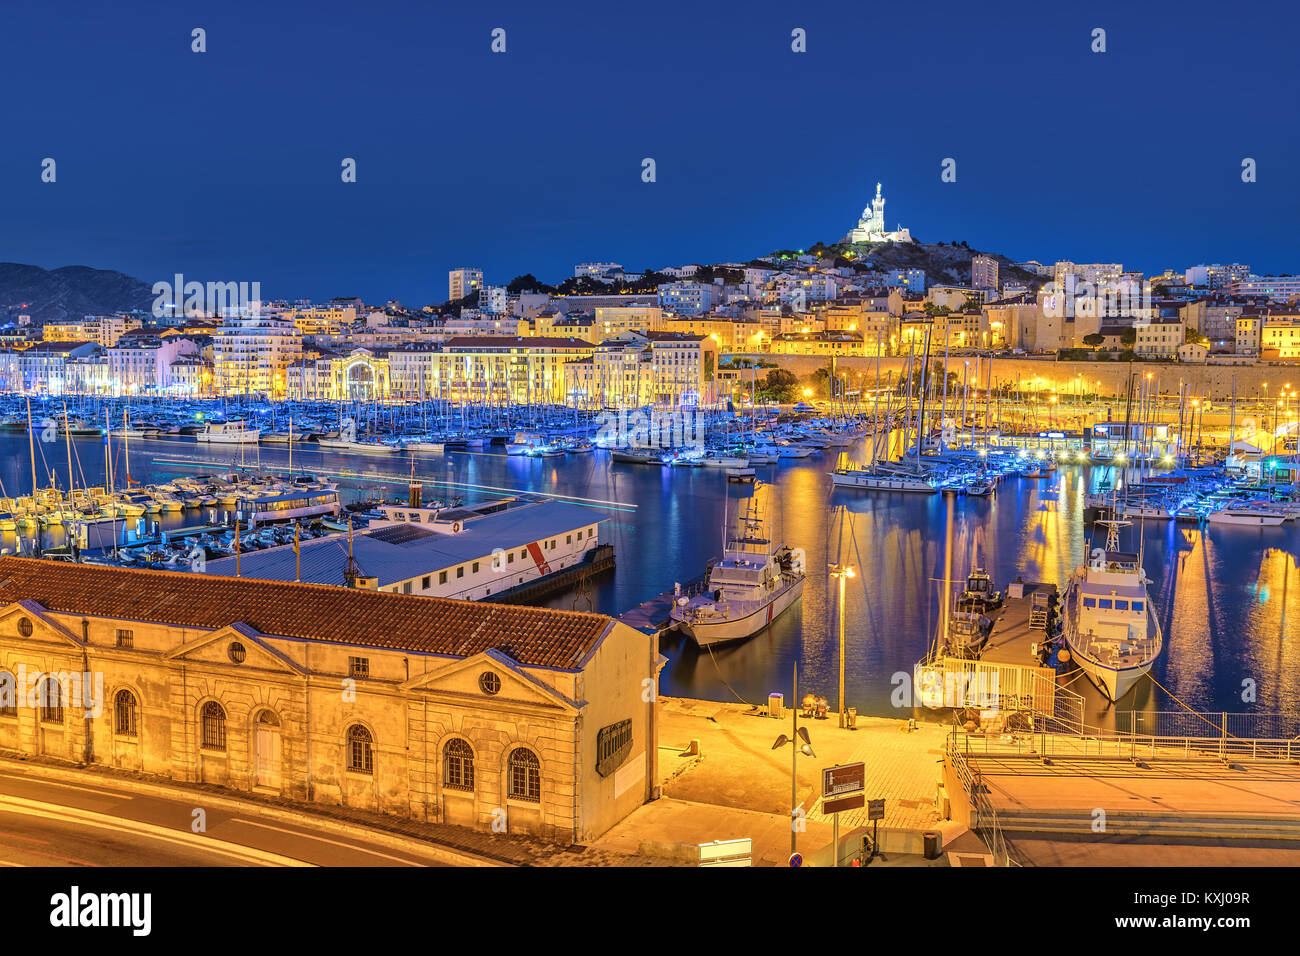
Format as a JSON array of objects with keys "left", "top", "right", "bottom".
[{"left": 617, "top": 573, "right": 708, "bottom": 634}]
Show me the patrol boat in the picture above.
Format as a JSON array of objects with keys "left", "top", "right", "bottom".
[{"left": 669, "top": 491, "right": 805, "bottom": 647}]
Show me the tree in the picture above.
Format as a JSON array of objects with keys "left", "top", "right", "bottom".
[
  {"left": 1185, "top": 327, "right": 1209, "bottom": 346},
  {"left": 756, "top": 368, "right": 798, "bottom": 404},
  {"left": 507, "top": 273, "right": 553, "bottom": 294},
  {"left": 1082, "top": 332, "right": 1105, "bottom": 348},
  {"left": 1120, "top": 327, "right": 1137, "bottom": 347}
]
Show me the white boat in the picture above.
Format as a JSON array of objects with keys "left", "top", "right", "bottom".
[
  {"left": 402, "top": 439, "right": 446, "bottom": 454},
  {"left": 611, "top": 447, "right": 667, "bottom": 465},
  {"left": 726, "top": 466, "right": 757, "bottom": 483},
  {"left": 1117, "top": 501, "right": 1173, "bottom": 521},
  {"left": 830, "top": 467, "right": 937, "bottom": 494},
  {"left": 1062, "top": 519, "right": 1163, "bottom": 702},
  {"left": 775, "top": 443, "right": 814, "bottom": 459},
  {"left": 1206, "top": 505, "right": 1287, "bottom": 526},
  {"left": 699, "top": 454, "right": 749, "bottom": 469},
  {"left": 669, "top": 493, "right": 805, "bottom": 647},
  {"left": 506, "top": 432, "right": 545, "bottom": 456},
  {"left": 965, "top": 476, "right": 995, "bottom": 497},
  {"left": 315, "top": 438, "right": 400, "bottom": 454},
  {"left": 196, "top": 420, "right": 262, "bottom": 444}
]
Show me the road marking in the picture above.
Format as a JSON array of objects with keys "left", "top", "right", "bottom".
[
  {"left": 0, "top": 772, "right": 126, "bottom": 800},
  {"left": 0, "top": 796, "right": 312, "bottom": 866},
  {"left": 229, "top": 818, "right": 429, "bottom": 866}
]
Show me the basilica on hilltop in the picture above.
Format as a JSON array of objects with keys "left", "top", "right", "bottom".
[{"left": 845, "top": 183, "right": 912, "bottom": 244}]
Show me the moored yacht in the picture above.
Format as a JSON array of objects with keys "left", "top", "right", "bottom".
[
  {"left": 1062, "top": 518, "right": 1163, "bottom": 701},
  {"left": 196, "top": 420, "right": 262, "bottom": 444}
]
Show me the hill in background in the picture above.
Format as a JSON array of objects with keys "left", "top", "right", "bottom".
[{"left": 0, "top": 263, "right": 154, "bottom": 325}]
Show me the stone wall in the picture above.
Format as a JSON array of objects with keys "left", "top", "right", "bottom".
[{"left": 727, "top": 352, "right": 1298, "bottom": 402}]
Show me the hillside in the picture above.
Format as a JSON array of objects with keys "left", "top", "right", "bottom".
[
  {"left": 787, "top": 239, "right": 1046, "bottom": 293},
  {"left": 0, "top": 263, "right": 155, "bottom": 325}
]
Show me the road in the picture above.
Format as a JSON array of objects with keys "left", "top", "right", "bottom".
[{"left": 0, "top": 764, "right": 464, "bottom": 866}]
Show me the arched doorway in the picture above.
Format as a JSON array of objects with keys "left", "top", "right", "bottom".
[
  {"left": 254, "top": 710, "right": 281, "bottom": 789},
  {"left": 346, "top": 362, "right": 375, "bottom": 400}
]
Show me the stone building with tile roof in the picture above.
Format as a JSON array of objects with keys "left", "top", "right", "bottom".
[{"left": 0, "top": 557, "right": 662, "bottom": 843}]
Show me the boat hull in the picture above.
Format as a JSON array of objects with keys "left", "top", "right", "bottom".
[{"left": 673, "top": 577, "right": 805, "bottom": 647}]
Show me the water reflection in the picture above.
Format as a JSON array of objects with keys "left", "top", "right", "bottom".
[{"left": 1, "top": 434, "right": 1297, "bottom": 723}]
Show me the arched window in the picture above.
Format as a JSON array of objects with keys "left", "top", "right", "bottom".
[
  {"left": 347, "top": 725, "right": 373, "bottom": 774},
  {"left": 114, "top": 689, "right": 138, "bottom": 737},
  {"left": 507, "top": 749, "right": 541, "bottom": 802},
  {"left": 443, "top": 738, "right": 474, "bottom": 792},
  {"left": 200, "top": 701, "right": 226, "bottom": 751},
  {"left": 0, "top": 670, "right": 16, "bottom": 718},
  {"left": 38, "top": 677, "right": 64, "bottom": 724}
]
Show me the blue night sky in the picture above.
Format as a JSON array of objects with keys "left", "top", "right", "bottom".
[{"left": 1, "top": 0, "right": 1296, "bottom": 305}]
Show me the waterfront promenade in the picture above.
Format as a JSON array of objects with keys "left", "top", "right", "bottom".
[{"left": 592, "top": 697, "right": 963, "bottom": 865}]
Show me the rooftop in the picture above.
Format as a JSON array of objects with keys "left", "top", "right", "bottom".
[
  {"left": 0, "top": 554, "right": 612, "bottom": 669},
  {"left": 205, "top": 498, "right": 607, "bottom": 591}
]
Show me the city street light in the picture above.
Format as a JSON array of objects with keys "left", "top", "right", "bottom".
[{"left": 772, "top": 663, "right": 815, "bottom": 858}]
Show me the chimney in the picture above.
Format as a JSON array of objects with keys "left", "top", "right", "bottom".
[{"left": 352, "top": 575, "right": 379, "bottom": 590}]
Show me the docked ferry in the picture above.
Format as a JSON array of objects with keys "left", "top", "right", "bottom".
[
  {"left": 1062, "top": 519, "right": 1163, "bottom": 701},
  {"left": 237, "top": 487, "right": 341, "bottom": 528}
]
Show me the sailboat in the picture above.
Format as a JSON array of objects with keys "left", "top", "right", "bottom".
[
  {"left": 1062, "top": 517, "right": 1163, "bottom": 701},
  {"left": 669, "top": 487, "right": 805, "bottom": 646}
]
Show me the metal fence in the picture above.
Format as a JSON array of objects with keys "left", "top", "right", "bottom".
[
  {"left": 954, "top": 727, "right": 1300, "bottom": 762},
  {"left": 945, "top": 735, "right": 1019, "bottom": 867},
  {"left": 1116, "top": 710, "right": 1300, "bottom": 741}
]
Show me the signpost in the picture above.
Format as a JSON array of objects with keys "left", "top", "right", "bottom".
[
  {"left": 867, "top": 798, "right": 885, "bottom": 861},
  {"left": 822, "top": 762, "right": 866, "bottom": 866}
]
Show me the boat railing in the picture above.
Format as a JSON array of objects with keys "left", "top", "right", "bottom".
[{"left": 1069, "top": 625, "right": 1160, "bottom": 663}]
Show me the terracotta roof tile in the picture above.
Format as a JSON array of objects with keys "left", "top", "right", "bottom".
[{"left": 0, "top": 557, "right": 611, "bottom": 670}]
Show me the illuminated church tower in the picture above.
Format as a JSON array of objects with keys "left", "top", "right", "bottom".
[{"left": 846, "top": 183, "right": 912, "bottom": 244}]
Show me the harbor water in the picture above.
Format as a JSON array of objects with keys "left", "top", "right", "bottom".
[{"left": 2, "top": 433, "right": 1297, "bottom": 728}]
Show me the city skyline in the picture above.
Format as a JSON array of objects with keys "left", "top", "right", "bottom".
[{"left": 1, "top": 0, "right": 1296, "bottom": 305}]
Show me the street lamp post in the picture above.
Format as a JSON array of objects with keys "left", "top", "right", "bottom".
[{"left": 772, "top": 663, "right": 815, "bottom": 860}]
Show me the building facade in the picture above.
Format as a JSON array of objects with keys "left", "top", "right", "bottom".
[{"left": 0, "top": 557, "right": 660, "bottom": 844}]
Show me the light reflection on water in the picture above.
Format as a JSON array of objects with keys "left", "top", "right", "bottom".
[{"left": 2, "top": 434, "right": 1298, "bottom": 726}]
